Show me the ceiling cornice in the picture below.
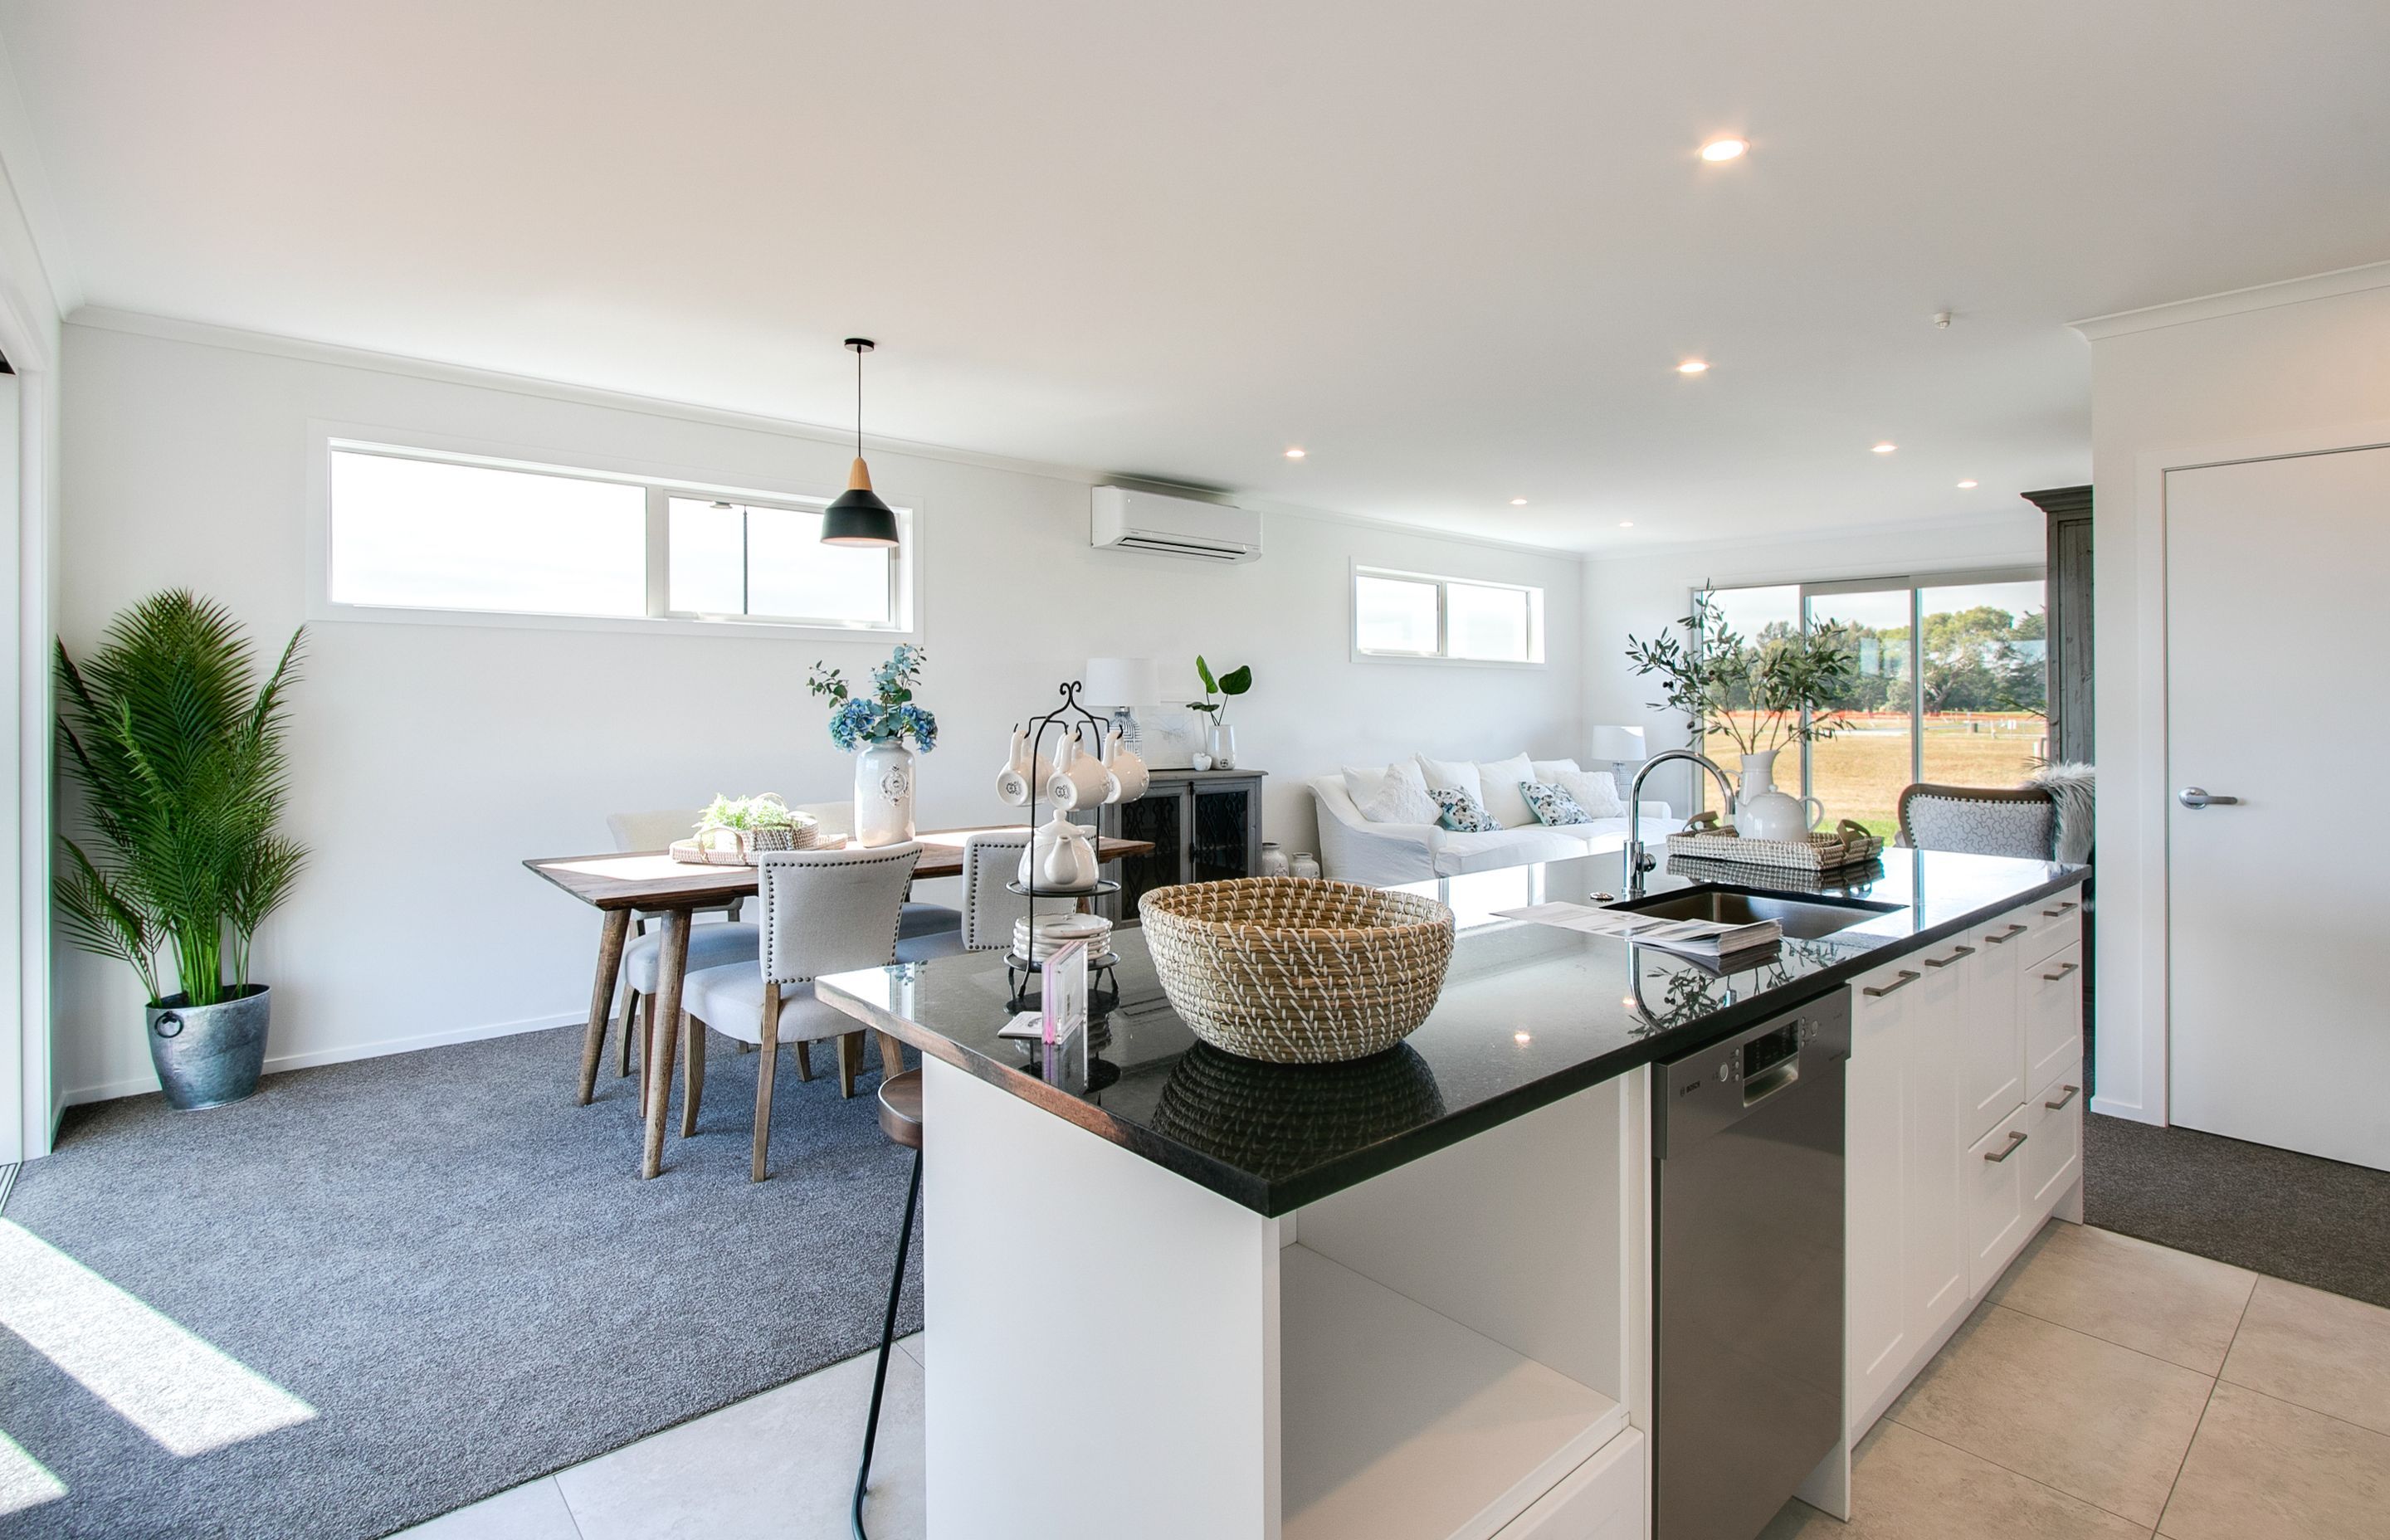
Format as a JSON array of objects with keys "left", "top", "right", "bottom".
[{"left": 2070, "top": 259, "right": 2390, "bottom": 341}]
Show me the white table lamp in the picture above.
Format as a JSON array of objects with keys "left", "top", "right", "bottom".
[{"left": 1589, "top": 724, "right": 1648, "bottom": 768}]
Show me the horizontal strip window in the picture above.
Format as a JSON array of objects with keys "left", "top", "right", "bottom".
[
  {"left": 1354, "top": 567, "right": 1544, "bottom": 664},
  {"left": 324, "top": 441, "right": 911, "bottom": 632}
]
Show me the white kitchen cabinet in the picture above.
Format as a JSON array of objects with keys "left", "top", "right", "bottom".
[
  {"left": 1961, "top": 915, "right": 2028, "bottom": 1141},
  {"left": 1965, "top": 1100, "right": 2035, "bottom": 1294},
  {"left": 1901, "top": 942, "right": 1971, "bottom": 1342},
  {"left": 2022, "top": 1065, "right": 2085, "bottom": 1216},
  {"left": 1845, "top": 958, "right": 1918, "bottom": 1429}
]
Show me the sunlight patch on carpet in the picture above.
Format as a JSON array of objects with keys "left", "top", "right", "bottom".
[{"left": 0, "top": 1221, "right": 315, "bottom": 1456}]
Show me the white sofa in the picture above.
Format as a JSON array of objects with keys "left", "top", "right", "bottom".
[{"left": 1310, "top": 763, "right": 1674, "bottom": 885}]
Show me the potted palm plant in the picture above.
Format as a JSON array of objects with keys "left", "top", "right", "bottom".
[{"left": 56, "top": 591, "right": 306, "bottom": 1109}]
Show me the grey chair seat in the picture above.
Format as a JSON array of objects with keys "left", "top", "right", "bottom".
[
  {"left": 627, "top": 923, "right": 759, "bottom": 994},
  {"left": 682, "top": 965, "right": 861, "bottom": 1046},
  {"left": 900, "top": 903, "right": 962, "bottom": 939}
]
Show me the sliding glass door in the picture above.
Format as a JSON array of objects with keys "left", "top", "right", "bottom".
[{"left": 1695, "top": 569, "right": 2046, "bottom": 837}]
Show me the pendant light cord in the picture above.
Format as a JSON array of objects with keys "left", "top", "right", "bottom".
[{"left": 856, "top": 346, "right": 865, "bottom": 456}]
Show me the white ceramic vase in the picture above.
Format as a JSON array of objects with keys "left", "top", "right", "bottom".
[
  {"left": 854, "top": 742, "right": 916, "bottom": 847},
  {"left": 1211, "top": 722, "right": 1237, "bottom": 770},
  {"left": 1258, "top": 841, "right": 1291, "bottom": 877},
  {"left": 1735, "top": 749, "right": 1824, "bottom": 842}
]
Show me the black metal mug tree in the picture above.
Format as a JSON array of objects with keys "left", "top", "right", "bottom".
[{"left": 1007, "top": 680, "right": 1125, "bottom": 1013}]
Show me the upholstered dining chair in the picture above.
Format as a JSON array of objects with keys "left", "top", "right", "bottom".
[
  {"left": 895, "top": 830, "right": 1058, "bottom": 962},
  {"left": 681, "top": 843, "right": 923, "bottom": 1181},
  {"left": 605, "top": 808, "right": 756, "bottom": 1085},
  {"left": 1895, "top": 783, "right": 2057, "bottom": 860},
  {"left": 795, "top": 800, "right": 963, "bottom": 959}
]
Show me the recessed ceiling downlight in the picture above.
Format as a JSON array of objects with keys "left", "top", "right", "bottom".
[
  {"left": 1872, "top": 442, "right": 1897, "bottom": 455},
  {"left": 1510, "top": 498, "right": 1529, "bottom": 506},
  {"left": 1284, "top": 447, "right": 1306, "bottom": 459},
  {"left": 1619, "top": 521, "right": 1635, "bottom": 529},
  {"left": 1700, "top": 138, "right": 1748, "bottom": 163},
  {"left": 1957, "top": 480, "right": 1979, "bottom": 489},
  {"left": 1677, "top": 359, "right": 1710, "bottom": 374}
]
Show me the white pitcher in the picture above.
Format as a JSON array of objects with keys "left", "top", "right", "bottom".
[
  {"left": 1103, "top": 728, "right": 1149, "bottom": 802},
  {"left": 1736, "top": 750, "right": 1827, "bottom": 841}
]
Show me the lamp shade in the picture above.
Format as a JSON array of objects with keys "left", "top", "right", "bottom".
[
  {"left": 821, "top": 456, "right": 900, "bottom": 548},
  {"left": 1082, "top": 657, "right": 1158, "bottom": 712},
  {"left": 1588, "top": 724, "right": 1649, "bottom": 764}
]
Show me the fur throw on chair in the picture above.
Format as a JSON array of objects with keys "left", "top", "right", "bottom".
[{"left": 2026, "top": 762, "right": 2095, "bottom": 864}]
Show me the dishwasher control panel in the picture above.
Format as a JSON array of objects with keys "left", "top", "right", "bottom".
[{"left": 1655, "top": 993, "right": 1851, "bottom": 1158}]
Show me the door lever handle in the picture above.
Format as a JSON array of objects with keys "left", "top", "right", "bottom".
[{"left": 2178, "top": 787, "right": 2241, "bottom": 810}]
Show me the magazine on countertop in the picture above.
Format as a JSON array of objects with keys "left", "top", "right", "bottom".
[{"left": 1491, "top": 901, "right": 1783, "bottom": 962}]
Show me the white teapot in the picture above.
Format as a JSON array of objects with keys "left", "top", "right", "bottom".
[{"left": 1016, "top": 811, "right": 1099, "bottom": 891}]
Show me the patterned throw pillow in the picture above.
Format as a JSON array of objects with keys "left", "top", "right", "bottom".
[
  {"left": 1358, "top": 775, "right": 1441, "bottom": 825},
  {"left": 1520, "top": 781, "right": 1593, "bottom": 826},
  {"left": 1430, "top": 787, "right": 1501, "bottom": 832},
  {"left": 1556, "top": 768, "right": 1627, "bottom": 820}
]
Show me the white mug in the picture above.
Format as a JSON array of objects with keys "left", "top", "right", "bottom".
[
  {"left": 995, "top": 727, "right": 1053, "bottom": 808},
  {"left": 1102, "top": 729, "right": 1149, "bottom": 802},
  {"left": 1046, "top": 733, "right": 1118, "bottom": 810}
]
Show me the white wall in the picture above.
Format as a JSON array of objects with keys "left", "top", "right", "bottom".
[
  {"left": 55, "top": 316, "right": 1588, "bottom": 1101},
  {"left": 2085, "top": 270, "right": 2390, "bottom": 1124},
  {"left": 1578, "top": 514, "right": 2044, "bottom": 810}
]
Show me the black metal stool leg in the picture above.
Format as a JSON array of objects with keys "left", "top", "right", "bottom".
[{"left": 854, "top": 1145, "right": 922, "bottom": 1540}]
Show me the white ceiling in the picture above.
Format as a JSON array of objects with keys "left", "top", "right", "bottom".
[{"left": 4, "top": 1, "right": 2388, "bottom": 552}]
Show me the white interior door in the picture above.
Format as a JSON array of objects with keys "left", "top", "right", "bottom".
[{"left": 2168, "top": 445, "right": 2390, "bottom": 1171}]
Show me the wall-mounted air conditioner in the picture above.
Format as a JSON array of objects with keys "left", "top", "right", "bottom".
[{"left": 1090, "top": 485, "right": 1263, "bottom": 563}]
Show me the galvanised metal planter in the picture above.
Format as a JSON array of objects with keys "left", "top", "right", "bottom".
[{"left": 145, "top": 985, "right": 271, "bottom": 1110}]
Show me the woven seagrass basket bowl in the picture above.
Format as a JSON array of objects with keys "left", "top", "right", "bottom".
[{"left": 1137, "top": 877, "right": 1457, "bottom": 1064}]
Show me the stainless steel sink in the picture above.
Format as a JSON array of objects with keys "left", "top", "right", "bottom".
[{"left": 1607, "top": 884, "right": 1900, "bottom": 940}]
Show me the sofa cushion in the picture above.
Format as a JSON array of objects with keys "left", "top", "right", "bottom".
[
  {"left": 1530, "top": 758, "right": 1581, "bottom": 780},
  {"left": 1430, "top": 786, "right": 1501, "bottom": 832},
  {"left": 1558, "top": 768, "right": 1627, "bottom": 819},
  {"left": 1342, "top": 759, "right": 1427, "bottom": 809},
  {"left": 1417, "top": 754, "right": 1484, "bottom": 803},
  {"left": 1359, "top": 774, "right": 1441, "bottom": 824},
  {"left": 1521, "top": 781, "right": 1593, "bottom": 826},
  {"left": 1474, "top": 753, "right": 1537, "bottom": 829},
  {"left": 1432, "top": 826, "right": 1595, "bottom": 875}
]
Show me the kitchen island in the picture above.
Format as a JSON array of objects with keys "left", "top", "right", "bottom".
[{"left": 819, "top": 850, "right": 2088, "bottom": 1540}]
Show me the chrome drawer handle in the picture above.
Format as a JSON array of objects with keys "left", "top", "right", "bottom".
[
  {"left": 1983, "top": 923, "right": 2028, "bottom": 945},
  {"left": 1924, "top": 945, "right": 1976, "bottom": 969},
  {"left": 1983, "top": 1130, "right": 2029, "bottom": 1163},
  {"left": 1862, "top": 970, "right": 1921, "bottom": 997},
  {"left": 2042, "top": 901, "right": 2078, "bottom": 917},
  {"left": 2042, "top": 962, "right": 2079, "bottom": 982},
  {"left": 2045, "top": 1084, "right": 2080, "bottom": 1110}
]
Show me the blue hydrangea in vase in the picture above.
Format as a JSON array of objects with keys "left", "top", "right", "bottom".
[{"left": 808, "top": 644, "right": 938, "bottom": 847}]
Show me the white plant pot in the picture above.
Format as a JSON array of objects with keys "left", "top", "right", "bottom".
[
  {"left": 1736, "top": 749, "right": 1824, "bottom": 841},
  {"left": 854, "top": 743, "right": 917, "bottom": 847}
]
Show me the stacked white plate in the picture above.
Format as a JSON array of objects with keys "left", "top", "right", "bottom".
[{"left": 1013, "top": 912, "right": 1112, "bottom": 962}]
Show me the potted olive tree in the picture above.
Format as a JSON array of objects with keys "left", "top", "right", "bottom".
[{"left": 56, "top": 591, "right": 306, "bottom": 1109}]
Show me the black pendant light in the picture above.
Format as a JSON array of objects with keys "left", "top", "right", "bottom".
[{"left": 821, "top": 337, "right": 901, "bottom": 548}]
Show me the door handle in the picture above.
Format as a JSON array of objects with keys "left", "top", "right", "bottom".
[
  {"left": 1983, "top": 924, "right": 2027, "bottom": 945},
  {"left": 1924, "top": 945, "right": 1976, "bottom": 969},
  {"left": 2041, "top": 962, "right": 2079, "bottom": 982},
  {"left": 2178, "top": 787, "right": 2241, "bottom": 810},
  {"left": 1983, "top": 1130, "right": 2029, "bottom": 1163},
  {"left": 1862, "top": 970, "right": 1920, "bottom": 997},
  {"left": 2045, "top": 1084, "right": 2080, "bottom": 1110}
]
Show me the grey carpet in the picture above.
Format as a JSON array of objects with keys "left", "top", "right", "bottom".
[
  {"left": 0, "top": 1022, "right": 922, "bottom": 1540},
  {"left": 2084, "top": 1112, "right": 2390, "bottom": 1309}
]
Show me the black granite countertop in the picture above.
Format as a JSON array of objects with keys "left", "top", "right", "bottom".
[{"left": 817, "top": 849, "right": 2086, "bottom": 1215}]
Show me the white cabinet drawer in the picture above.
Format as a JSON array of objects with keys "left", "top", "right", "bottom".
[
  {"left": 1493, "top": 1426, "right": 1644, "bottom": 1540},
  {"left": 2025, "top": 895, "right": 2084, "bottom": 967},
  {"left": 1965, "top": 1103, "right": 2034, "bottom": 1297},
  {"left": 2024, "top": 942, "right": 2084, "bottom": 1093},
  {"left": 2023, "top": 1072, "right": 2085, "bottom": 1221}
]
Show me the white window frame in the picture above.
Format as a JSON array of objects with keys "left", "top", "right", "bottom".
[
  {"left": 306, "top": 422, "right": 922, "bottom": 640},
  {"left": 1350, "top": 563, "right": 1546, "bottom": 666}
]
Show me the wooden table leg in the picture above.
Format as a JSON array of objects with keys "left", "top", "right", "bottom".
[
  {"left": 577, "top": 908, "right": 631, "bottom": 1106},
  {"left": 641, "top": 909, "right": 692, "bottom": 1179}
]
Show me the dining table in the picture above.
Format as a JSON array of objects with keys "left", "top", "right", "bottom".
[{"left": 526, "top": 826, "right": 1156, "bottom": 1178}]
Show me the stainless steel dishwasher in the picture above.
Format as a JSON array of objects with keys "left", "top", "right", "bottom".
[{"left": 1653, "top": 992, "right": 1849, "bottom": 1540}]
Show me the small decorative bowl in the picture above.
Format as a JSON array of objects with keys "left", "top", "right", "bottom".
[{"left": 1137, "top": 877, "right": 1456, "bottom": 1064}]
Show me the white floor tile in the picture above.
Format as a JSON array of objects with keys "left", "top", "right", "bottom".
[
  {"left": 388, "top": 1476, "right": 583, "bottom": 1540},
  {"left": 556, "top": 1348, "right": 924, "bottom": 1540}
]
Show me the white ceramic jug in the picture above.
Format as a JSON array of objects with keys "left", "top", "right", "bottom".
[
  {"left": 1736, "top": 750, "right": 1827, "bottom": 842},
  {"left": 996, "top": 727, "right": 1052, "bottom": 808},
  {"left": 1103, "top": 728, "right": 1149, "bottom": 802}
]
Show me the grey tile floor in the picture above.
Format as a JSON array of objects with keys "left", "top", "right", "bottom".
[{"left": 405, "top": 1223, "right": 2390, "bottom": 1539}]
